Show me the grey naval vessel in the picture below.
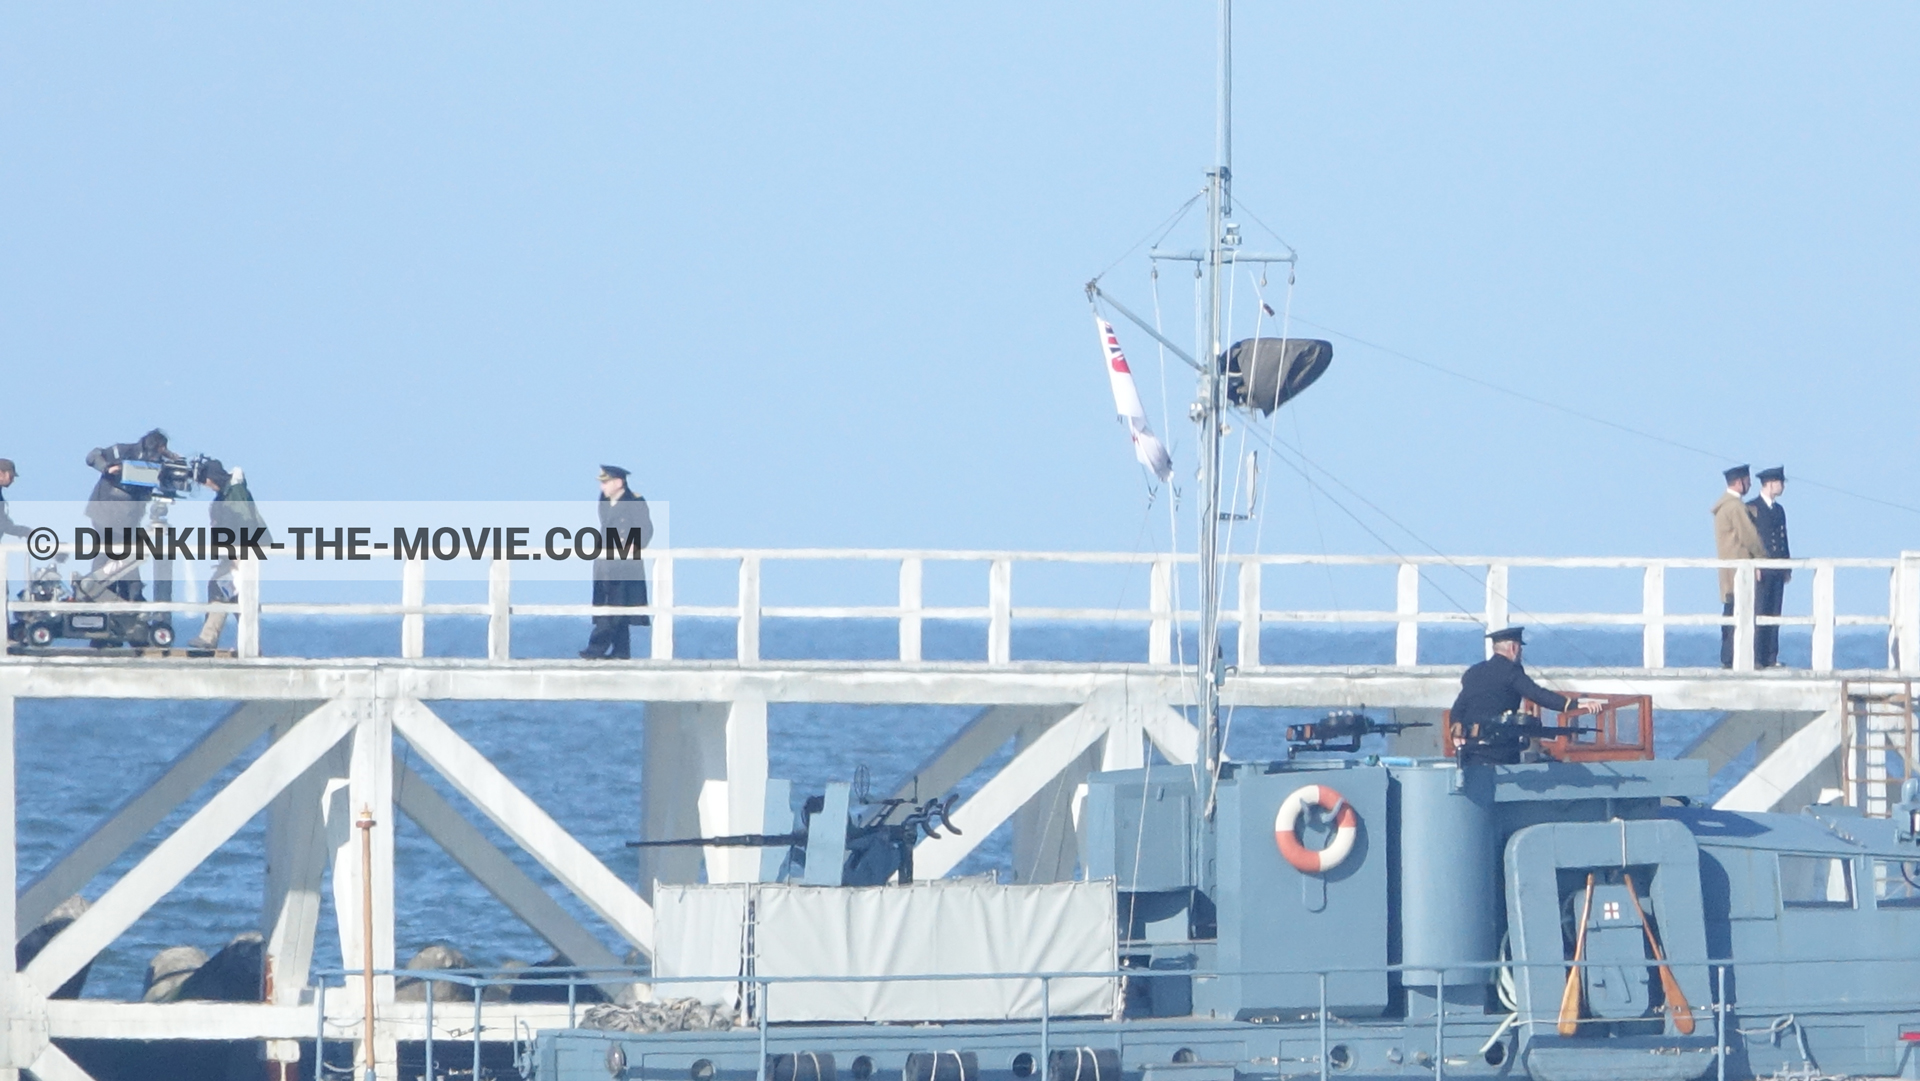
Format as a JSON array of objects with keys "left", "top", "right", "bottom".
[{"left": 526, "top": 5, "right": 1920, "bottom": 1080}]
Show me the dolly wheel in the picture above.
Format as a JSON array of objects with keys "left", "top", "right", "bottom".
[
  {"left": 27, "top": 625, "right": 53, "bottom": 648},
  {"left": 150, "top": 625, "right": 175, "bottom": 648}
]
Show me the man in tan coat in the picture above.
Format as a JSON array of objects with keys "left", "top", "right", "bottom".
[{"left": 1713, "top": 464, "right": 1767, "bottom": 667}]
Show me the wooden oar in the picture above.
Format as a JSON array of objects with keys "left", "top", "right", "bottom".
[
  {"left": 1558, "top": 872, "right": 1596, "bottom": 1036},
  {"left": 1622, "top": 872, "right": 1695, "bottom": 1035}
]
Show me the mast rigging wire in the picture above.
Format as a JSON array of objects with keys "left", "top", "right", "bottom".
[
  {"left": 1240, "top": 423, "right": 1631, "bottom": 676},
  {"left": 1090, "top": 193, "right": 1205, "bottom": 288},
  {"left": 1229, "top": 190, "right": 1910, "bottom": 518},
  {"left": 1285, "top": 315, "right": 1920, "bottom": 519}
]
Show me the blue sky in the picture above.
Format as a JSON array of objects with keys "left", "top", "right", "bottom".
[{"left": 3, "top": 3, "right": 1916, "bottom": 573}]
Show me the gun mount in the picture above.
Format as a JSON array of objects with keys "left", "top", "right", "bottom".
[
  {"left": 1284, "top": 710, "right": 1430, "bottom": 754},
  {"left": 629, "top": 786, "right": 958, "bottom": 887}
]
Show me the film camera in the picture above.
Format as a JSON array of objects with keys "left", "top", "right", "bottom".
[{"left": 118, "top": 454, "right": 219, "bottom": 500}]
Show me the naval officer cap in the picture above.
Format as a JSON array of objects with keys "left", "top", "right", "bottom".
[
  {"left": 1486, "top": 626, "right": 1526, "bottom": 645},
  {"left": 1723, "top": 464, "right": 1750, "bottom": 483},
  {"left": 597, "top": 464, "right": 630, "bottom": 481},
  {"left": 1757, "top": 466, "right": 1786, "bottom": 483}
]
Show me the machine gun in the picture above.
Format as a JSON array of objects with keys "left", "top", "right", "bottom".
[
  {"left": 628, "top": 789, "right": 960, "bottom": 887},
  {"left": 1284, "top": 710, "right": 1430, "bottom": 753},
  {"left": 1457, "top": 710, "right": 1600, "bottom": 765}
]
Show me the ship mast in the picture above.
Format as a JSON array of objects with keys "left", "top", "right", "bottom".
[{"left": 1197, "top": 0, "right": 1232, "bottom": 816}]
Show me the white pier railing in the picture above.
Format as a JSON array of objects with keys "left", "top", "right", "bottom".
[{"left": 6, "top": 545, "right": 1920, "bottom": 673}]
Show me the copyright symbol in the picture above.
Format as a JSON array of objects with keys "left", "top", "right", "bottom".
[{"left": 25, "top": 528, "right": 59, "bottom": 561}]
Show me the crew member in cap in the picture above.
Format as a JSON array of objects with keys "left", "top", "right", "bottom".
[
  {"left": 0, "top": 459, "right": 26, "bottom": 539},
  {"left": 1450, "top": 627, "right": 1603, "bottom": 766},
  {"left": 1713, "top": 465, "right": 1768, "bottom": 668},
  {"left": 1747, "top": 466, "right": 1791, "bottom": 668},
  {"left": 187, "top": 460, "right": 269, "bottom": 653},
  {"left": 581, "top": 465, "right": 653, "bottom": 660}
]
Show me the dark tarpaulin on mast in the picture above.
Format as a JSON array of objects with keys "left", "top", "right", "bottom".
[{"left": 1223, "top": 337, "right": 1333, "bottom": 414}]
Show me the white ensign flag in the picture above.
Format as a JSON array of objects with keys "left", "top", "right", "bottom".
[{"left": 1095, "top": 317, "right": 1174, "bottom": 483}]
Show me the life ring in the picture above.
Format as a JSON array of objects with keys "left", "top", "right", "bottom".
[{"left": 1274, "top": 784, "right": 1359, "bottom": 873}]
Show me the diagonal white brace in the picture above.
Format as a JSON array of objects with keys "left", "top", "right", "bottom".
[
  {"left": 26, "top": 1040, "right": 97, "bottom": 1081},
  {"left": 18, "top": 700, "right": 321, "bottom": 937},
  {"left": 1715, "top": 705, "right": 1844, "bottom": 812},
  {"left": 390, "top": 699, "right": 655, "bottom": 954},
  {"left": 23, "top": 700, "right": 357, "bottom": 994},
  {"left": 394, "top": 761, "right": 629, "bottom": 990},
  {"left": 913, "top": 695, "right": 1119, "bottom": 879},
  {"left": 1141, "top": 704, "right": 1199, "bottom": 766},
  {"left": 887, "top": 706, "right": 1072, "bottom": 807}
]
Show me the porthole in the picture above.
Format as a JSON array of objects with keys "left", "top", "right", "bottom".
[
  {"left": 1327, "top": 1045, "right": 1352, "bottom": 1072},
  {"left": 691, "top": 1059, "right": 716, "bottom": 1081},
  {"left": 851, "top": 1056, "right": 875, "bottom": 1081},
  {"left": 1011, "top": 1053, "right": 1035, "bottom": 1078},
  {"left": 1172, "top": 1049, "right": 1197, "bottom": 1064}
]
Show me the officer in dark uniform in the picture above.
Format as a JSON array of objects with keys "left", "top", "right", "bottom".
[
  {"left": 1450, "top": 627, "right": 1601, "bottom": 766},
  {"left": 1747, "top": 466, "right": 1791, "bottom": 668},
  {"left": 581, "top": 465, "right": 653, "bottom": 660}
]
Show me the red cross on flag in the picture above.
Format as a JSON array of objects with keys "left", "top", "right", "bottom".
[{"left": 1094, "top": 316, "right": 1174, "bottom": 483}]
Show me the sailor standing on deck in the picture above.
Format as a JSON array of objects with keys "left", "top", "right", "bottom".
[
  {"left": 1713, "top": 465, "right": 1768, "bottom": 668},
  {"left": 1747, "top": 466, "right": 1791, "bottom": 668},
  {"left": 1451, "top": 627, "right": 1603, "bottom": 766},
  {"left": 580, "top": 464, "right": 653, "bottom": 661}
]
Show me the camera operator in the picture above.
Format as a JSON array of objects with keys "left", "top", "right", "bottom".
[
  {"left": 187, "top": 460, "right": 268, "bottom": 652},
  {"left": 83, "top": 429, "right": 182, "bottom": 602},
  {"left": 0, "top": 459, "right": 26, "bottom": 539}
]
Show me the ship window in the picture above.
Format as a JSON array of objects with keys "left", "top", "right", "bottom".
[
  {"left": 1779, "top": 855, "right": 1854, "bottom": 909},
  {"left": 1872, "top": 860, "right": 1920, "bottom": 908}
]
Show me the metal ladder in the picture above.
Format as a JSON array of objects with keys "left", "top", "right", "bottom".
[{"left": 1841, "top": 679, "right": 1917, "bottom": 817}]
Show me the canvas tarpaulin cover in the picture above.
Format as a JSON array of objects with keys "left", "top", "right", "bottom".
[
  {"left": 654, "top": 883, "right": 749, "bottom": 1007},
  {"left": 755, "top": 879, "right": 1118, "bottom": 1022}
]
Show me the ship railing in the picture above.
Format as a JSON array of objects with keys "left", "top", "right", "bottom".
[
  {"left": 307, "top": 956, "right": 1882, "bottom": 1081},
  {"left": 8, "top": 541, "right": 1920, "bottom": 674}
]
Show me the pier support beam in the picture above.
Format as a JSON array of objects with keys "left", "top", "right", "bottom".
[
  {"left": 1012, "top": 728, "right": 1102, "bottom": 886},
  {"left": 1682, "top": 710, "right": 1822, "bottom": 786},
  {"left": 396, "top": 763, "right": 626, "bottom": 984},
  {"left": 262, "top": 724, "right": 348, "bottom": 1077},
  {"left": 391, "top": 699, "right": 654, "bottom": 955},
  {"left": 331, "top": 691, "right": 397, "bottom": 1081},
  {"left": 639, "top": 699, "right": 772, "bottom": 891},
  {"left": 23, "top": 701, "right": 358, "bottom": 999},
  {"left": 18, "top": 701, "right": 319, "bottom": 937},
  {"left": 1714, "top": 705, "right": 1844, "bottom": 813},
  {"left": 916, "top": 689, "right": 1193, "bottom": 879}
]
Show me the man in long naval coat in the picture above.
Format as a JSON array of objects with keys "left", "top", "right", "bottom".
[
  {"left": 581, "top": 464, "right": 652, "bottom": 660},
  {"left": 1712, "top": 464, "right": 1768, "bottom": 668},
  {"left": 1747, "top": 466, "right": 1791, "bottom": 668},
  {"left": 1450, "top": 627, "right": 1600, "bottom": 765}
]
